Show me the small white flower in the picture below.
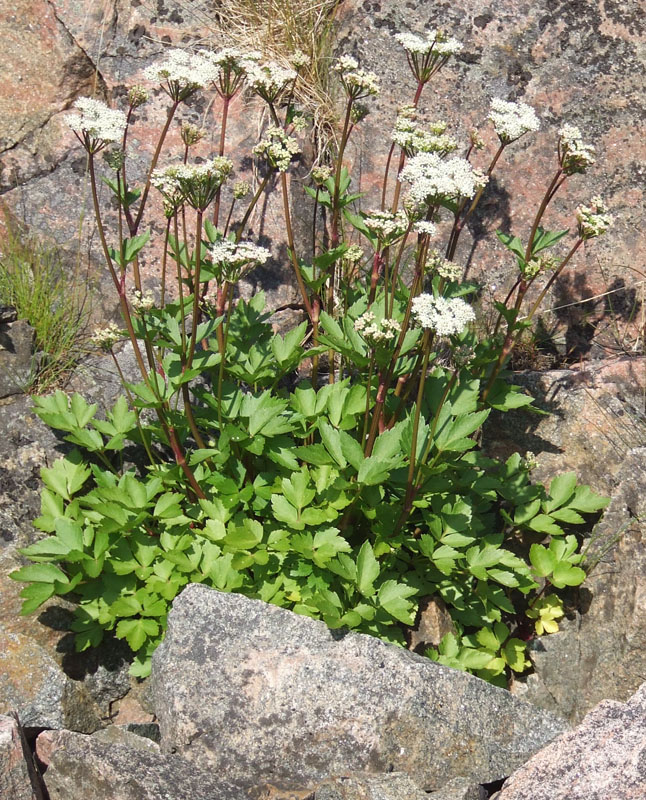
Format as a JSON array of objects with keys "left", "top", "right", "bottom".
[
  {"left": 253, "top": 127, "right": 301, "bottom": 172},
  {"left": 396, "top": 29, "right": 462, "bottom": 82},
  {"left": 413, "top": 220, "right": 437, "bottom": 236},
  {"left": 233, "top": 180, "right": 251, "bottom": 199},
  {"left": 291, "top": 50, "right": 310, "bottom": 69},
  {"left": 354, "top": 311, "right": 401, "bottom": 345},
  {"left": 363, "top": 210, "right": 410, "bottom": 243},
  {"left": 144, "top": 48, "right": 219, "bottom": 101},
  {"left": 130, "top": 289, "right": 155, "bottom": 312},
  {"left": 344, "top": 245, "right": 364, "bottom": 263},
  {"left": 488, "top": 98, "right": 540, "bottom": 144},
  {"left": 247, "top": 61, "right": 297, "bottom": 103},
  {"left": 90, "top": 322, "right": 122, "bottom": 350},
  {"left": 411, "top": 294, "right": 475, "bottom": 336},
  {"left": 575, "top": 196, "right": 613, "bottom": 239},
  {"left": 311, "top": 165, "right": 332, "bottom": 185},
  {"left": 400, "top": 152, "right": 488, "bottom": 206},
  {"left": 559, "top": 124, "right": 596, "bottom": 175},
  {"left": 65, "top": 97, "right": 127, "bottom": 150},
  {"left": 392, "top": 109, "right": 457, "bottom": 157},
  {"left": 426, "top": 250, "right": 462, "bottom": 281},
  {"left": 209, "top": 239, "right": 271, "bottom": 281},
  {"left": 333, "top": 56, "right": 380, "bottom": 98}
]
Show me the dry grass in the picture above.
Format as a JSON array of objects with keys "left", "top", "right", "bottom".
[{"left": 167, "top": 0, "right": 344, "bottom": 160}]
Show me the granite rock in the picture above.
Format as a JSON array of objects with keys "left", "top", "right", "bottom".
[
  {"left": 497, "top": 682, "right": 646, "bottom": 799},
  {"left": 151, "top": 585, "right": 568, "bottom": 794},
  {"left": 0, "top": 714, "right": 39, "bottom": 800},
  {"left": 36, "top": 728, "right": 251, "bottom": 800}
]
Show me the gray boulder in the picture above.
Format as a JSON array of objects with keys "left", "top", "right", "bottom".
[
  {"left": 35, "top": 729, "right": 251, "bottom": 800},
  {"left": 151, "top": 585, "right": 568, "bottom": 794},
  {"left": 0, "top": 319, "right": 35, "bottom": 398},
  {"left": 496, "top": 682, "right": 646, "bottom": 799}
]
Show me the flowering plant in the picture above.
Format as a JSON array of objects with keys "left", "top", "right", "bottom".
[{"left": 12, "top": 37, "right": 610, "bottom": 682}]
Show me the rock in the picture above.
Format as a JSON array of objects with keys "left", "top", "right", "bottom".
[
  {"left": 90, "top": 724, "right": 160, "bottom": 753},
  {"left": 511, "top": 446, "right": 646, "bottom": 723},
  {"left": 406, "top": 595, "right": 456, "bottom": 654},
  {"left": 0, "top": 626, "right": 102, "bottom": 733},
  {"left": 35, "top": 728, "right": 252, "bottom": 800},
  {"left": 0, "top": 319, "right": 35, "bottom": 398},
  {"left": 0, "top": 305, "right": 18, "bottom": 324},
  {"left": 483, "top": 358, "right": 646, "bottom": 497},
  {"left": 496, "top": 682, "right": 646, "bottom": 799},
  {"left": 427, "top": 777, "right": 484, "bottom": 800},
  {"left": 313, "top": 772, "right": 427, "bottom": 800},
  {"left": 0, "top": 714, "right": 39, "bottom": 800},
  {"left": 151, "top": 585, "right": 568, "bottom": 794}
]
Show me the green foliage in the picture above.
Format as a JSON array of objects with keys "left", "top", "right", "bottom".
[{"left": 12, "top": 300, "right": 608, "bottom": 678}]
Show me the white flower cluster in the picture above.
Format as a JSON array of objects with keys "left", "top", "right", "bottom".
[
  {"left": 253, "top": 127, "right": 301, "bottom": 172},
  {"left": 151, "top": 165, "right": 186, "bottom": 211},
  {"left": 127, "top": 85, "right": 149, "bottom": 108},
  {"left": 575, "top": 196, "right": 613, "bottom": 239},
  {"left": 395, "top": 29, "right": 462, "bottom": 57},
  {"left": 488, "top": 98, "right": 540, "bottom": 144},
  {"left": 130, "top": 289, "right": 155, "bottom": 312},
  {"left": 427, "top": 250, "right": 462, "bottom": 281},
  {"left": 209, "top": 239, "right": 271, "bottom": 281},
  {"left": 363, "top": 210, "right": 409, "bottom": 243},
  {"left": 413, "top": 220, "right": 437, "bottom": 236},
  {"left": 392, "top": 109, "right": 457, "bottom": 156},
  {"left": 144, "top": 49, "right": 219, "bottom": 100},
  {"left": 354, "top": 311, "right": 401, "bottom": 345},
  {"left": 311, "top": 165, "right": 332, "bottom": 185},
  {"left": 65, "top": 97, "right": 127, "bottom": 149},
  {"left": 291, "top": 50, "right": 310, "bottom": 69},
  {"left": 90, "top": 321, "right": 121, "bottom": 350},
  {"left": 233, "top": 180, "right": 251, "bottom": 199},
  {"left": 344, "top": 244, "right": 364, "bottom": 263},
  {"left": 180, "top": 122, "right": 206, "bottom": 147},
  {"left": 247, "top": 61, "right": 297, "bottom": 102},
  {"left": 411, "top": 294, "right": 475, "bottom": 336},
  {"left": 400, "top": 152, "right": 488, "bottom": 206},
  {"left": 206, "top": 48, "right": 260, "bottom": 98},
  {"left": 152, "top": 158, "right": 232, "bottom": 211},
  {"left": 558, "top": 125, "right": 596, "bottom": 175},
  {"left": 333, "top": 56, "right": 380, "bottom": 98}
]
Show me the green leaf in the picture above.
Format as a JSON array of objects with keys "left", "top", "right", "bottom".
[
  {"left": 502, "top": 638, "right": 529, "bottom": 672},
  {"left": 319, "top": 422, "right": 347, "bottom": 468},
  {"left": 377, "top": 580, "right": 417, "bottom": 624},
  {"left": 568, "top": 485, "right": 610, "bottom": 514},
  {"left": 19, "top": 582, "right": 56, "bottom": 614},
  {"left": 529, "top": 544, "right": 556, "bottom": 577},
  {"left": 11, "top": 563, "right": 70, "bottom": 584},
  {"left": 552, "top": 562, "right": 586, "bottom": 588},
  {"left": 116, "top": 617, "right": 159, "bottom": 652},
  {"left": 271, "top": 495, "right": 303, "bottom": 530},
  {"left": 356, "top": 541, "right": 380, "bottom": 596},
  {"left": 544, "top": 472, "right": 578, "bottom": 513}
]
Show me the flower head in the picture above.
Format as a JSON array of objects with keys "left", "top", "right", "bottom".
[
  {"left": 233, "top": 180, "right": 251, "bottom": 200},
  {"left": 396, "top": 29, "right": 462, "bottom": 82},
  {"left": 127, "top": 85, "right": 149, "bottom": 108},
  {"left": 392, "top": 108, "right": 457, "bottom": 157},
  {"left": 206, "top": 48, "right": 260, "bottom": 98},
  {"left": 130, "top": 289, "right": 155, "bottom": 312},
  {"left": 558, "top": 125, "right": 596, "bottom": 175},
  {"left": 400, "top": 152, "right": 487, "bottom": 207},
  {"left": 411, "top": 294, "right": 475, "bottom": 336},
  {"left": 575, "top": 196, "right": 613, "bottom": 239},
  {"left": 180, "top": 122, "right": 206, "bottom": 147},
  {"left": 311, "top": 165, "right": 332, "bottom": 186},
  {"left": 363, "top": 210, "right": 410, "bottom": 245},
  {"left": 246, "top": 60, "right": 297, "bottom": 103},
  {"left": 153, "top": 158, "right": 232, "bottom": 211},
  {"left": 65, "top": 97, "right": 127, "bottom": 152},
  {"left": 151, "top": 165, "right": 186, "bottom": 211},
  {"left": 354, "top": 311, "right": 401, "bottom": 346},
  {"left": 144, "top": 48, "right": 219, "bottom": 101},
  {"left": 253, "top": 127, "right": 300, "bottom": 172},
  {"left": 90, "top": 322, "right": 122, "bottom": 351},
  {"left": 488, "top": 98, "right": 540, "bottom": 144},
  {"left": 333, "top": 56, "right": 380, "bottom": 99},
  {"left": 426, "top": 250, "right": 461, "bottom": 281},
  {"left": 208, "top": 238, "right": 271, "bottom": 281}
]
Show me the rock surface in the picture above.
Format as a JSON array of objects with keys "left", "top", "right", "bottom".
[
  {"left": 496, "top": 682, "right": 646, "bottom": 799},
  {"left": 511, "top": 446, "right": 646, "bottom": 723},
  {"left": 0, "top": 319, "right": 35, "bottom": 398},
  {"left": 35, "top": 728, "right": 251, "bottom": 800},
  {"left": 313, "top": 772, "right": 428, "bottom": 800},
  {"left": 483, "top": 357, "right": 646, "bottom": 496},
  {"left": 0, "top": 714, "right": 39, "bottom": 800},
  {"left": 151, "top": 585, "right": 567, "bottom": 794}
]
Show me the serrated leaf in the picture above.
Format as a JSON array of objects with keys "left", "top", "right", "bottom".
[
  {"left": 544, "top": 472, "right": 578, "bottom": 513},
  {"left": 529, "top": 544, "right": 556, "bottom": 577},
  {"left": 11, "top": 563, "right": 70, "bottom": 584},
  {"left": 377, "top": 580, "right": 417, "bottom": 624},
  {"left": 356, "top": 540, "right": 380, "bottom": 596}
]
